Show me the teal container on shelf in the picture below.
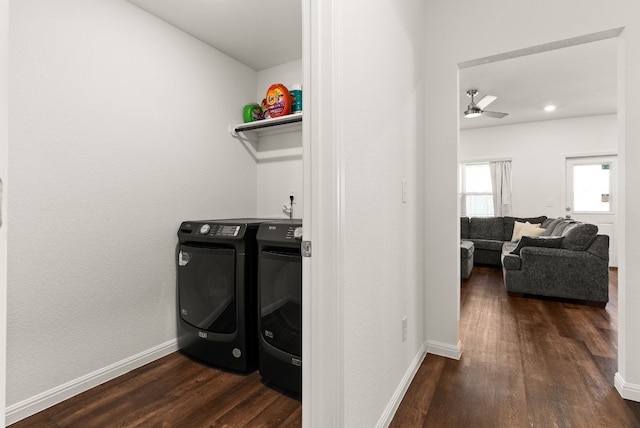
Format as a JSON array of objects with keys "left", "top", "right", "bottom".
[{"left": 290, "top": 84, "right": 302, "bottom": 113}]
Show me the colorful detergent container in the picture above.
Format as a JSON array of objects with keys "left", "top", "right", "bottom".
[
  {"left": 243, "top": 103, "right": 263, "bottom": 123},
  {"left": 265, "top": 83, "right": 292, "bottom": 118}
]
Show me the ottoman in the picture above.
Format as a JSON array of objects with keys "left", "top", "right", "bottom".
[{"left": 461, "top": 240, "right": 474, "bottom": 279}]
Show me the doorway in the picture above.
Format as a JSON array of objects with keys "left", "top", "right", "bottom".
[
  {"left": 457, "top": 33, "right": 622, "bottom": 363},
  {"left": 459, "top": 36, "right": 620, "bottom": 261},
  {"left": 566, "top": 155, "right": 618, "bottom": 266}
]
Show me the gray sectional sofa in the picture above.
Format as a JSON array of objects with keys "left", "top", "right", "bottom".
[{"left": 460, "top": 216, "right": 609, "bottom": 306}]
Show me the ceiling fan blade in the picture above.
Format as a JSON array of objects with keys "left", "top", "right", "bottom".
[
  {"left": 476, "top": 95, "right": 497, "bottom": 109},
  {"left": 482, "top": 110, "right": 508, "bottom": 119}
]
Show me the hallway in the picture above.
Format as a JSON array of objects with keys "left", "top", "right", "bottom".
[{"left": 391, "top": 266, "right": 640, "bottom": 427}]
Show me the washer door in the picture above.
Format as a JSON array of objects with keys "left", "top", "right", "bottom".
[
  {"left": 178, "top": 244, "right": 236, "bottom": 334},
  {"left": 260, "top": 250, "right": 302, "bottom": 356}
]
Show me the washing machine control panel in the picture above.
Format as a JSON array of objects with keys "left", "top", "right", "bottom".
[
  {"left": 215, "top": 225, "right": 241, "bottom": 237},
  {"left": 194, "top": 223, "right": 241, "bottom": 237}
]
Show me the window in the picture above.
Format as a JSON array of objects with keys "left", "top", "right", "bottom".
[
  {"left": 571, "top": 162, "right": 612, "bottom": 213},
  {"left": 460, "top": 162, "right": 494, "bottom": 217}
]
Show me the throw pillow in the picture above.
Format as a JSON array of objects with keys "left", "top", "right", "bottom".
[
  {"left": 511, "top": 221, "right": 544, "bottom": 242},
  {"left": 561, "top": 223, "right": 598, "bottom": 251},
  {"left": 503, "top": 216, "right": 548, "bottom": 241},
  {"left": 510, "top": 235, "right": 564, "bottom": 255}
]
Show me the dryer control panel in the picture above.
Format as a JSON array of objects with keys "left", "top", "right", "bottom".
[
  {"left": 178, "top": 221, "right": 245, "bottom": 241},
  {"left": 212, "top": 224, "right": 240, "bottom": 237},
  {"left": 256, "top": 221, "right": 303, "bottom": 248}
]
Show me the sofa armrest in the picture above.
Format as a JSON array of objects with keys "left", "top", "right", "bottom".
[{"left": 586, "top": 234, "right": 609, "bottom": 261}]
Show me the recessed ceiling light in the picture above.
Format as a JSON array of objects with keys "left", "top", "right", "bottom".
[{"left": 544, "top": 105, "right": 557, "bottom": 112}]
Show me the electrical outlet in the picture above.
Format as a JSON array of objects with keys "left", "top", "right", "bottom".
[{"left": 402, "top": 316, "right": 407, "bottom": 342}]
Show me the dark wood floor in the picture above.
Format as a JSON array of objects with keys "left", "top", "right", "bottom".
[
  {"left": 10, "top": 353, "right": 302, "bottom": 427},
  {"left": 391, "top": 266, "right": 640, "bottom": 428},
  {"left": 12, "top": 267, "right": 640, "bottom": 427}
]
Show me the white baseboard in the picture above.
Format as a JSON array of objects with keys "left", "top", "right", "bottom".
[
  {"left": 5, "top": 339, "right": 179, "bottom": 425},
  {"left": 375, "top": 343, "right": 428, "bottom": 428},
  {"left": 615, "top": 372, "right": 640, "bottom": 402},
  {"left": 426, "top": 339, "right": 462, "bottom": 360}
]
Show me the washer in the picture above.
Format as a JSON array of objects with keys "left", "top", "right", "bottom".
[
  {"left": 256, "top": 220, "right": 303, "bottom": 397},
  {"left": 176, "top": 218, "right": 266, "bottom": 373}
]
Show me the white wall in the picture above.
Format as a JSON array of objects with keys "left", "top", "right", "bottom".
[
  {"left": 256, "top": 59, "right": 303, "bottom": 103},
  {"left": 255, "top": 60, "right": 304, "bottom": 218},
  {"left": 423, "top": 0, "right": 640, "bottom": 404},
  {"left": 337, "top": 0, "right": 425, "bottom": 426},
  {"left": 460, "top": 114, "right": 618, "bottom": 217},
  {"left": 0, "top": 0, "right": 8, "bottom": 425},
  {"left": 8, "top": 0, "right": 257, "bottom": 420}
]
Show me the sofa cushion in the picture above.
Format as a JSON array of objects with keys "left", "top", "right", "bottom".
[
  {"left": 561, "top": 223, "right": 598, "bottom": 250},
  {"left": 510, "top": 235, "right": 564, "bottom": 255},
  {"left": 503, "top": 216, "right": 547, "bottom": 241},
  {"left": 511, "top": 221, "right": 545, "bottom": 242},
  {"left": 461, "top": 217, "right": 470, "bottom": 239},
  {"left": 460, "top": 240, "right": 474, "bottom": 258},
  {"left": 541, "top": 217, "right": 564, "bottom": 236},
  {"left": 469, "top": 217, "right": 503, "bottom": 241},
  {"left": 470, "top": 239, "right": 504, "bottom": 252}
]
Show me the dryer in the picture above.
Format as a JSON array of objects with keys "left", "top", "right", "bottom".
[
  {"left": 176, "top": 218, "right": 266, "bottom": 373},
  {"left": 256, "top": 220, "right": 303, "bottom": 397}
]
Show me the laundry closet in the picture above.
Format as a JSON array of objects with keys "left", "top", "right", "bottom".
[
  {"left": 6, "top": 0, "right": 305, "bottom": 423},
  {"left": 131, "top": 0, "right": 306, "bottom": 395}
]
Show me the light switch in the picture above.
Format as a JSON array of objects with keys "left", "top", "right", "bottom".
[{"left": 402, "top": 180, "right": 408, "bottom": 203}]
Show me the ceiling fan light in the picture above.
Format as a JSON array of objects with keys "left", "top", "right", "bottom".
[{"left": 464, "top": 106, "right": 482, "bottom": 118}]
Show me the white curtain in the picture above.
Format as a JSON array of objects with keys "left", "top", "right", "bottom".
[
  {"left": 490, "top": 160, "right": 512, "bottom": 216},
  {"left": 460, "top": 193, "right": 467, "bottom": 217}
]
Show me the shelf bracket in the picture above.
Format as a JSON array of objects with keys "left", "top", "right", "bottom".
[{"left": 228, "top": 113, "right": 303, "bottom": 162}]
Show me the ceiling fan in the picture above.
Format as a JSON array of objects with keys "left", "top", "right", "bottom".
[{"left": 464, "top": 89, "right": 508, "bottom": 119}]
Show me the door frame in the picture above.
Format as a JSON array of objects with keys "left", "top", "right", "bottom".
[
  {"left": 564, "top": 153, "right": 619, "bottom": 266},
  {"left": 1, "top": 0, "right": 8, "bottom": 424},
  {"left": 302, "top": 0, "right": 345, "bottom": 426}
]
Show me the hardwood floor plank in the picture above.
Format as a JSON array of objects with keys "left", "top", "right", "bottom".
[
  {"left": 172, "top": 375, "right": 275, "bottom": 427},
  {"left": 9, "top": 353, "right": 301, "bottom": 428},
  {"left": 117, "top": 364, "right": 250, "bottom": 427},
  {"left": 392, "top": 266, "right": 640, "bottom": 428},
  {"left": 244, "top": 394, "right": 302, "bottom": 427},
  {"left": 388, "top": 355, "right": 445, "bottom": 427},
  {"left": 59, "top": 357, "right": 218, "bottom": 427},
  {"left": 207, "top": 384, "right": 281, "bottom": 427},
  {"left": 278, "top": 405, "right": 303, "bottom": 428}
]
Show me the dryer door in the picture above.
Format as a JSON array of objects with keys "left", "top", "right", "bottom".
[
  {"left": 178, "top": 245, "right": 236, "bottom": 333},
  {"left": 259, "top": 250, "right": 302, "bottom": 356}
]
